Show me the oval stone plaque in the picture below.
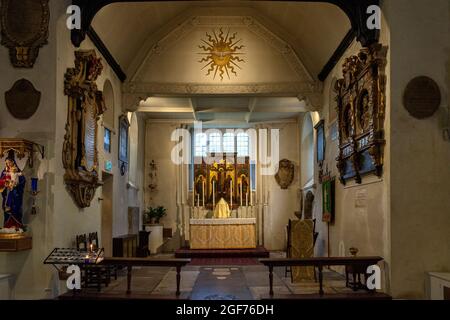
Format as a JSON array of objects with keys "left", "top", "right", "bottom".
[{"left": 403, "top": 76, "right": 441, "bottom": 119}]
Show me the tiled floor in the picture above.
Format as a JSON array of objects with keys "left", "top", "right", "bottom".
[{"left": 90, "top": 252, "right": 377, "bottom": 299}]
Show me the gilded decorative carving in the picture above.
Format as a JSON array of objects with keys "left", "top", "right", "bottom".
[
  {"left": 134, "top": 15, "right": 312, "bottom": 82},
  {"left": 275, "top": 159, "right": 295, "bottom": 189},
  {"left": 63, "top": 51, "right": 105, "bottom": 208},
  {"left": 0, "top": 0, "right": 50, "bottom": 68},
  {"left": 0, "top": 138, "right": 44, "bottom": 169},
  {"left": 335, "top": 44, "right": 387, "bottom": 184}
]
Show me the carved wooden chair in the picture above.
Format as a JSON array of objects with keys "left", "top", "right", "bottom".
[
  {"left": 285, "top": 221, "right": 292, "bottom": 278},
  {"left": 76, "top": 234, "right": 88, "bottom": 251},
  {"left": 287, "top": 218, "right": 320, "bottom": 282}
]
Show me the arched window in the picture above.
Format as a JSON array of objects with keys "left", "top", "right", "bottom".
[
  {"left": 223, "top": 132, "right": 235, "bottom": 154},
  {"left": 208, "top": 132, "right": 221, "bottom": 153},
  {"left": 236, "top": 132, "right": 249, "bottom": 156},
  {"left": 194, "top": 133, "right": 207, "bottom": 157}
]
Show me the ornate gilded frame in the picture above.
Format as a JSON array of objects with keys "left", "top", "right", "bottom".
[
  {"left": 335, "top": 44, "right": 387, "bottom": 184},
  {"left": 63, "top": 50, "right": 105, "bottom": 208},
  {"left": 0, "top": 0, "right": 50, "bottom": 68}
]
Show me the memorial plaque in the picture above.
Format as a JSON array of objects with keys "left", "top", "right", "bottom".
[
  {"left": 403, "top": 76, "right": 441, "bottom": 119},
  {"left": 1, "top": 0, "right": 50, "bottom": 67},
  {"left": 5, "top": 79, "right": 41, "bottom": 119}
]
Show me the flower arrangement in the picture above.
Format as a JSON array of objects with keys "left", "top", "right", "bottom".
[{"left": 143, "top": 206, "right": 167, "bottom": 224}]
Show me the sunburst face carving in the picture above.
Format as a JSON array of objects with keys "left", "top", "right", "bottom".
[{"left": 197, "top": 28, "right": 245, "bottom": 80}]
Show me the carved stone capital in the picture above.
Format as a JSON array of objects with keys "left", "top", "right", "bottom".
[{"left": 122, "top": 93, "right": 147, "bottom": 112}]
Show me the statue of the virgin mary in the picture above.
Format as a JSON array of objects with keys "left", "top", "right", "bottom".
[{"left": 0, "top": 151, "right": 26, "bottom": 231}]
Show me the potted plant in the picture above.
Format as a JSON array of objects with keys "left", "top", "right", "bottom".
[
  {"left": 144, "top": 206, "right": 167, "bottom": 225},
  {"left": 154, "top": 206, "right": 167, "bottom": 224}
]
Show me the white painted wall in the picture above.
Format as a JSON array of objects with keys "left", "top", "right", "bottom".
[
  {"left": 385, "top": 0, "right": 450, "bottom": 299},
  {"left": 309, "top": 13, "right": 391, "bottom": 289},
  {"left": 0, "top": 1, "right": 145, "bottom": 299}
]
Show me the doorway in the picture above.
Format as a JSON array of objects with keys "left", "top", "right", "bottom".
[{"left": 101, "top": 172, "right": 114, "bottom": 256}]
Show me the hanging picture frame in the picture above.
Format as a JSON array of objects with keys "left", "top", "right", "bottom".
[
  {"left": 104, "top": 127, "right": 111, "bottom": 153},
  {"left": 118, "top": 115, "right": 129, "bottom": 175},
  {"left": 314, "top": 119, "right": 325, "bottom": 182},
  {"left": 322, "top": 176, "right": 335, "bottom": 223}
]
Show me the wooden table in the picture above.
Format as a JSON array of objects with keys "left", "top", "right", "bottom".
[
  {"left": 101, "top": 257, "right": 191, "bottom": 296},
  {"left": 259, "top": 256, "right": 383, "bottom": 297}
]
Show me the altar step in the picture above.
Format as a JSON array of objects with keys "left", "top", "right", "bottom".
[{"left": 174, "top": 246, "right": 269, "bottom": 259}]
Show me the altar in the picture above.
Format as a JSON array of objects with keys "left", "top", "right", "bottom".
[{"left": 190, "top": 218, "right": 256, "bottom": 249}]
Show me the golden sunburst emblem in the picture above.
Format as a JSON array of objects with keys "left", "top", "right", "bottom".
[{"left": 197, "top": 28, "right": 245, "bottom": 80}]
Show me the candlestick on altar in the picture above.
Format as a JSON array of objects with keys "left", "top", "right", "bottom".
[
  {"left": 197, "top": 194, "right": 200, "bottom": 208},
  {"left": 246, "top": 193, "right": 248, "bottom": 207},
  {"left": 202, "top": 180, "right": 205, "bottom": 207},
  {"left": 230, "top": 180, "right": 233, "bottom": 209},
  {"left": 240, "top": 182, "right": 243, "bottom": 206},
  {"left": 213, "top": 180, "right": 215, "bottom": 208},
  {"left": 192, "top": 186, "right": 195, "bottom": 207},
  {"left": 249, "top": 175, "right": 253, "bottom": 206}
]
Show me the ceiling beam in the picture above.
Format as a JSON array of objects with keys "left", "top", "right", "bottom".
[
  {"left": 245, "top": 98, "right": 257, "bottom": 123},
  {"left": 136, "top": 106, "right": 192, "bottom": 113},
  {"left": 318, "top": 28, "right": 355, "bottom": 81},
  {"left": 190, "top": 98, "right": 198, "bottom": 121},
  {"left": 86, "top": 26, "right": 127, "bottom": 82},
  {"left": 71, "top": 0, "right": 380, "bottom": 49}
]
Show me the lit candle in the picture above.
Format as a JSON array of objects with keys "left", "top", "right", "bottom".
[{"left": 90, "top": 243, "right": 93, "bottom": 252}]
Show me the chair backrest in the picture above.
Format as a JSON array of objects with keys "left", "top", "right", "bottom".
[
  {"left": 76, "top": 234, "right": 87, "bottom": 251},
  {"left": 286, "top": 219, "right": 292, "bottom": 258},
  {"left": 88, "top": 232, "right": 99, "bottom": 250}
]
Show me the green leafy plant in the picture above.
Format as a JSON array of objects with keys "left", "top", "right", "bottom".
[{"left": 144, "top": 206, "right": 167, "bottom": 224}]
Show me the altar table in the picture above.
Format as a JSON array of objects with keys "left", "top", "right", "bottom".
[{"left": 189, "top": 218, "right": 256, "bottom": 249}]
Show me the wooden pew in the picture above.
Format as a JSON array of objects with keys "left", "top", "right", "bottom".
[
  {"left": 259, "top": 256, "right": 383, "bottom": 297},
  {"left": 100, "top": 257, "right": 191, "bottom": 296}
]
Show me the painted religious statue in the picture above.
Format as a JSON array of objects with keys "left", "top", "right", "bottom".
[{"left": 0, "top": 152, "right": 26, "bottom": 231}]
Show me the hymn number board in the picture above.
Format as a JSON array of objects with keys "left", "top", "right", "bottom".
[
  {"left": 194, "top": 153, "right": 250, "bottom": 210},
  {"left": 335, "top": 44, "right": 387, "bottom": 184}
]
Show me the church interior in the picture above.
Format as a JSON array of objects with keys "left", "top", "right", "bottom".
[{"left": 0, "top": 0, "right": 449, "bottom": 302}]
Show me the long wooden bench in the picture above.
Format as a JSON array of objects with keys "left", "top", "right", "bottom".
[
  {"left": 259, "top": 256, "right": 383, "bottom": 297},
  {"left": 100, "top": 257, "right": 191, "bottom": 296}
]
